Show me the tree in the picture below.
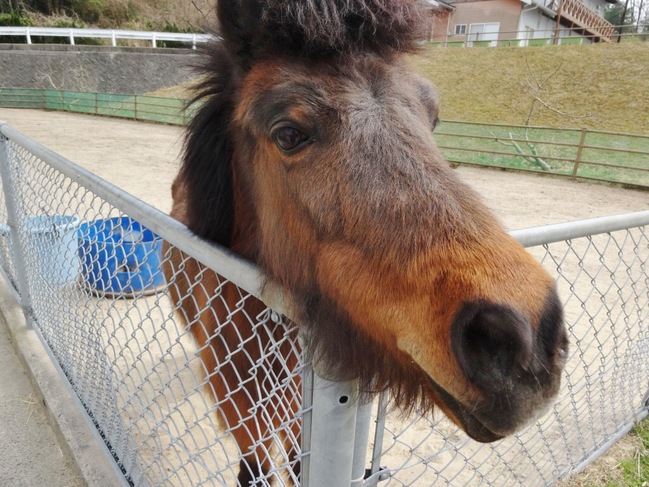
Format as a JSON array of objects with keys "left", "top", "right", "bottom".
[
  {"left": 0, "top": 0, "right": 77, "bottom": 15},
  {"left": 0, "top": 1, "right": 26, "bottom": 13},
  {"left": 494, "top": 58, "right": 592, "bottom": 172},
  {"left": 606, "top": 3, "right": 636, "bottom": 33}
]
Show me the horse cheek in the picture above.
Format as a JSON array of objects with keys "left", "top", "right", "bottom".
[{"left": 315, "top": 242, "right": 456, "bottom": 379}]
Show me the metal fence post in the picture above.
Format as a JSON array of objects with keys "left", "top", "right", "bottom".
[
  {"left": 363, "top": 391, "right": 389, "bottom": 486},
  {"left": 0, "top": 126, "right": 35, "bottom": 325},
  {"left": 303, "top": 368, "right": 360, "bottom": 487},
  {"left": 571, "top": 127, "right": 588, "bottom": 179},
  {"left": 351, "top": 401, "right": 373, "bottom": 486}
]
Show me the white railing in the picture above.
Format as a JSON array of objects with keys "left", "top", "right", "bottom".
[
  {"left": 1, "top": 25, "right": 644, "bottom": 49},
  {"left": 0, "top": 26, "right": 213, "bottom": 48}
]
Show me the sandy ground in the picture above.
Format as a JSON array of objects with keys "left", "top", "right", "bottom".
[{"left": 0, "top": 108, "right": 648, "bottom": 486}]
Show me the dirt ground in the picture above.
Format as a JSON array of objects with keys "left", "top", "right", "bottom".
[{"left": 1, "top": 108, "right": 648, "bottom": 486}]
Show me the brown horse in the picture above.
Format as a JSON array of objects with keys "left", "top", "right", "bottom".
[{"left": 164, "top": 0, "right": 568, "bottom": 484}]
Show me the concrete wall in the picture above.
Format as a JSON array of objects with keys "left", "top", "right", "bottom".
[{"left": 0, "top": 44, "right": 200, "bottom": 94}]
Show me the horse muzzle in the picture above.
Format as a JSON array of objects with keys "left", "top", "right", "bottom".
[{"left": 433, "top": 292, "right": 568, "bottom": 442}]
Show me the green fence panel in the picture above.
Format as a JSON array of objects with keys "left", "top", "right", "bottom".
[
  {"left": 43, "top": 90, "right": 65, "bottom": 111},
  {"left": 528, "top": 38, "right": 550, "bottom": 46},
  {"left": 63, "top": 91, "right": 97, "bottom": 115},
  {"left": 0, "top": 89, "right": 45, "bottom": 109},
  {"left": 499, "top": 39, "right": 521, "bottom": 47},
  {"left": 95, "top": 93, "right": 136, "bottom": 119},
  {"left": 133, "top": 96, "right": 187, "bottom": 125},
  {"left": 437, "top": 122, "right": 566, "bottom": 173}
]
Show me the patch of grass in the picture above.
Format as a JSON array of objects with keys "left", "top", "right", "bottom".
[
  {"left": 3, "top": 0, "right": 215, "bottom": 32},
  {"left": 560, "top": 419, "right": 649, "bottom": 487},
  {"left": 409, "top": 43, "right": 649, "bottom": 135},
  {"left": 618, "top": 420, "right": 649, "bottom": 486}
]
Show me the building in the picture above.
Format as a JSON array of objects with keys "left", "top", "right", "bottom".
[
  {"left": 429, "top": 0, "right": 619, "bottom": 46},
  {"left": 422, "top": 0, "right": 456, "bottom": 40}
]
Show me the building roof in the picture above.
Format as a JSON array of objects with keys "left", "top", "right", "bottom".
[{"left": 422, "top": 0, "right": 455, "bottom": 11}]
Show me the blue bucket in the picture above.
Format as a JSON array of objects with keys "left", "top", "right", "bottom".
[
  {"left": 0, "top": 214, "right": 80, "bottom": 287},
  {"left": 77, "top": 217, "right": 164, "bottom": 296}
]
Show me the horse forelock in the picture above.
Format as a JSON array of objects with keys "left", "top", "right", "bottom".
[{"left": 217, "top": 0, "right": 429, "bottom": 64}]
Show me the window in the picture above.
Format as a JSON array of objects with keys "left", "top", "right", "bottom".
[
  {"left": 468, "top": 23, "right": 501, "bottom": 46},
  {"left": 454, "top": 24, "right": 467, "bottom": 35}
]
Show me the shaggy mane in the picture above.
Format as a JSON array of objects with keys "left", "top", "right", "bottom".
[{"left": 218, "top": 0, "right": 430, "bottom": 65}]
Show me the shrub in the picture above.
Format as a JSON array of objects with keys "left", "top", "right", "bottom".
[
  {"left": 71, "top": 0, "right": 105, "bottom": 24},
  {"left": 0, "top": 9, "right": 32, "bottom": 43},
  {"left": 158, "top": 22, "right": 197, "bottom": 49}
]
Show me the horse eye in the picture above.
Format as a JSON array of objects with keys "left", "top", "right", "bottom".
[{"left": 272, "top": 126, "right": 311, "bottom": 153}]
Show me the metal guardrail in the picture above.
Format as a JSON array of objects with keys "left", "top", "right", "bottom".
[
  {"left": 1, "top": 25, "right": 645, "bottom": 49},
  {"left": 0, "top": 120, "right": 648, "bottom": 485},
  {"left": 0, "top": 26, "right": 212, "bottom": 48}
]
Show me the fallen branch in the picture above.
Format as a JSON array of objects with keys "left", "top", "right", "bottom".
[{"left": 493, "top": 131, "right": 552, "bottom": 171}]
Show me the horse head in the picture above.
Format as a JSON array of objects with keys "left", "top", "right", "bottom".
[{"left": 171, "top": 0, "right": 568, "bottom": 452}]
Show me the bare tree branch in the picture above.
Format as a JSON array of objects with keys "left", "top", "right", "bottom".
[
  {"left": 189, "top": 0, "right": 206, "bottom": 18},
  {"left": 492, "top": 131, "right": 552, "bottom": 171},
  {"left": 529, "top": 93, "right": 592, "bottom": 120}
]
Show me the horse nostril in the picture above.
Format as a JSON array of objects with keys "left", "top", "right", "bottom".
[
  {"left": 537, "top": 287, "right": 567, "bottom": 360},
  {"left": 452, "top": 301, "right": 533, "bottom": 392}
]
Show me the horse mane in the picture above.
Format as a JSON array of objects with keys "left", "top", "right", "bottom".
[
  {"left": 218, "top": 0, "right": 429, "bottom": 65},
  {"left": 178, "top": 49, "right": 238, "bottom": 246}
]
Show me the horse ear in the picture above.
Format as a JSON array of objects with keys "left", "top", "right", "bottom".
[
  {"left": 216, "top": 0, "right": 263, "bottom": 70},
  {"left": 178, "top": 50, "right": 239, "bottom": 247}
]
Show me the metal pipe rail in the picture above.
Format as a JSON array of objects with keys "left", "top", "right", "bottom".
[
  {"left": 511, "top": 210, "right": 649, "bottom": 247},
  {"left": 0, "top": 26, "right": 213, "bottom": 48},
  {"left": 2, "top": 25, "right": 645, "bottom": 49}
]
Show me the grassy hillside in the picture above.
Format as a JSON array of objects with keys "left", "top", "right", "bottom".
[
  {"left": 149, "top": 43, "right": 649, "bottom": 135},
  {"left": 1, "top": 0, "right": 215, "bottom": 31},
  {"left": 411, "top": 42, "right": 649, "bottom": 134},
  {"left": 8, "top": 2, "right": 645, "bottom": 134}
]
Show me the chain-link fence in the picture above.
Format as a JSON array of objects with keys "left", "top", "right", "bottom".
[{"left": 0, "top": 120, "right": 648, "bottom": 486}]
